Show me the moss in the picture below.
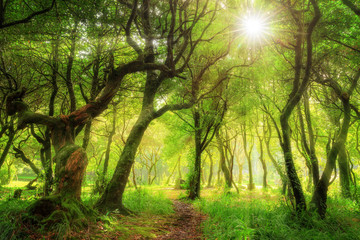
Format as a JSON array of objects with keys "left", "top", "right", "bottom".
[{"left": 24, "top": 195, "right": 96, "bottom": 238}]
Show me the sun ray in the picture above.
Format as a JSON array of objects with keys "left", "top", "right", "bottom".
[{"left": 239, "top": 11, "right": 271, "bottom": 44}]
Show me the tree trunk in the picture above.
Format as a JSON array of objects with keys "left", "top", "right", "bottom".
[
  {"left": 0, "top": 122, "right": 15, "bottom": 169},
  {"left": 259, "top": 135, "right": 267, "bottom": 189},
  {"left": 166, "top": 156, "right": 179, "bottom": 185},
  {"left": 217, "top": 164, "right": 222, "bottom": 186},
  {"left": 6, "top": 161, "right": 12, "bottom": 183},
  {"left": 95, "top": 113, "right": 152, "bottom": 212},
  {"left": 132, "top": 165, "right": 137, "bottom": 189},
  {"left": 338, "top": 145, "right": 351, "bottom": 198},
  {"left": 65, "top": 23, "right": 78, "bottom": 114},
  {"left": 280, "top": 113, "right": 306, "bottom": 211},
  {"left": 264, "top": 121, "right": 287, "bottom": 193},
  {"left": 242, "top": 124, "right": 255, "bottom": 190},
  {"left": 311, "top": 69, "right": 359, "bottom": 218},
  {"left": 82, "top": 122, "right": 92, "bottom": 149},
  {"left": 42, "top": 36, "right": 59, "bottom": 196},
  {"left": 206, "top": 149, "right": 213, "bottom": 187},
  {"left": 278, "top": 0, "right": 320, "bottom": 213},
  {"left": 237, "top": 160, "right": 243, "bottom": 185},
  {"left": 101, "top": 107, "right": 117, "bottom": 186},
  {"left": 54, "top": 143, "right": 88, "bottom": 199},
  {"left": 188, "top": 109, "right": 202, "bottom": 199},
  {"left": 256, "top": 123, "right": 267, "bottom": 189},
  {"left": 304, "top": 92, "right": 320, "bottom": 186},
  {"left": 294, "top": 123, "right": 313, "bottom": 193},
  {"left": 201, "top": 161, "right": 206, "bottom": 185},
  {"left": 297, "top": 94, "right": 319, "bottom": 192},
  {"left": 150, "top": 163, "right": 157, "bottom": 185},
  {"left": 216, "top": 130, "right": 232, "bottom": 188}
]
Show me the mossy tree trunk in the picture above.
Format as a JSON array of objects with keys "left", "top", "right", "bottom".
[
  {"left": 5, "top": 45, "right": 164, "bottom": 204},
  {"left": 188, "top": 98, "right": 226, "bottom": 199},
  {"left": 338, "top": 145, "right": 351, "bottom": 198},
  {"left": 96, "top": 0, "right": 222, "bottom": 211},
  {"left": 188, "top": 108, "right": 202, "bottom": 199}
]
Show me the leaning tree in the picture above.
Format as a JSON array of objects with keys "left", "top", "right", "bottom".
[{"left": 95, "top": 0, "right": 228, "bottom": 213}]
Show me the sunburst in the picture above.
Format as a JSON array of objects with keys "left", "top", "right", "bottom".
[{"left": 240, "top": 12, "right": 271, "bottom": 44}]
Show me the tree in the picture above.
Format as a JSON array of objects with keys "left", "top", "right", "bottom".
[
  {"left": 96, "top": 0, "right": 226, "bottom": 212},
  {"left": 188, "top": 97, "right": 226, "bottom": 199},
  {"left": 311, "top": 69, "right": 360, "bottom": 218},
  {"left": 277, "top": 0, "right": 321, "bottom": 212}
]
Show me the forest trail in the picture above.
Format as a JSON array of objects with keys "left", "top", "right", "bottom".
[{"left": 154, "top": 200, "right": 206, "bottom": 240}]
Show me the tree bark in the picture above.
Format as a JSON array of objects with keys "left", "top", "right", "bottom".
[
  {"left": 303, "top": 91, "right": 319, "bottom": 186},
  {"left": 95, "top": 113, "right": 152, "bottom": 212},
  {"left": 338, "top": 145, "right": 351, "bottom": 198},
  {"left": 0, "top": 121, "right": 15, "bottom": 169},
  {"left": 188, "top": 108, "right": 202, "bottom": 199}
]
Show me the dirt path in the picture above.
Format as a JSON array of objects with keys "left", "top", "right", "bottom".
[{"left": 155, "top": 200, "right": 206, "bottom": 240}]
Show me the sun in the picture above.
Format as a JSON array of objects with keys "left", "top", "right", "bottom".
[
  {"left": 240, "top": 12, "right": 270, "bottom": 44},
  {"left": 244, "top": 17, "right": 265, "bottom": 36}
]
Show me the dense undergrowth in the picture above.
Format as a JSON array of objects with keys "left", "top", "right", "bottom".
[
  {"left": 0, "top": 186, "right": 174, "bottom": 239},
  {"left": 197, "top": 189, "right": 360, "bottom": 240},
  {"left": 1, "top": 184, "right": 360, "bottom": 239}
]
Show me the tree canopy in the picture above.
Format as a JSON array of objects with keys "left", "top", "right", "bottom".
[{"left": 0, "top": 0, "right": 360, "bottom": 238}]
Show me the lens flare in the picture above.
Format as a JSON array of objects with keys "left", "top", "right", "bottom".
[{"left": 240, "top": 12, "right": 270, "bottom": 44}]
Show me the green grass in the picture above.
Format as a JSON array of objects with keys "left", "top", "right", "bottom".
[
  {"left": 196, "top": 189, "right": 360, "bottom": 240},
  {"left": 0, "top": 199, "right": 34, "bottom": 239},
  {"left": 123, "top": 187, "right": 174, "bottom": 215},
  {"left": 4, "top": 183, "right": 358, "bottom": 240}
]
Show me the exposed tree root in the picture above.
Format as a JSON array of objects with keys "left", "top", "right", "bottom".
[{"left": 23, "top": 195, "right": 96, "bottom": 237}]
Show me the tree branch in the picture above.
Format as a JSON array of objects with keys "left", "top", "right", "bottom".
[{"left": 0, "top": 0, "right": 55, "bottom": 29}]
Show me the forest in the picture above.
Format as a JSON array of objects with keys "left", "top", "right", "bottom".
[{"left": 0, "top": 0, "right": 359, "bottom": 239}]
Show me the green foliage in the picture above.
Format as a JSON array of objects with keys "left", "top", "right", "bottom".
[
  {"left": 0, "top": 168, "right": 10, "bottom": 185},
  {"left": 197, "top": 191, "right": 360, "bottom": 240},
  {"left": 123, "top": 188, "right": 174, "bottom": 215},
  {"left": 0, "top": 200, "right": 33, "bottom": 240}
]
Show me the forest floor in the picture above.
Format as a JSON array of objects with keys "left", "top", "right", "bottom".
[
  {"left": 71, "top": 199, "right": 206, "bottom": 240},
  {"left": 1, "top": 183, "right": 360, "bottom": 239},
  {"left": 153, "top": 200, "right": 206, "bottom": 240}
]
